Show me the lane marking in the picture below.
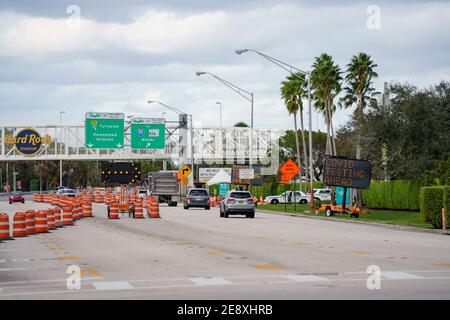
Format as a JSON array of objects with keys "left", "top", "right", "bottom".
[
  {"left": 189, "top": 277, "right": 232, "bottom": 286},
  {"left": 432, "top": 263, "right": 450, "bottom": 269},
  {"left": 283, "top": 274, "right": 330, "bottom": 282},
  {"left": 81, "top": 268, "right": 101, "bottom": 277},
  {"left": 295, "top": 241, "right": 312, "bottom": 246},
  {"left": 349, "top": 250, "right": 372, "bottom": 255},
  {"left": 93, "top": 281, "right": 133, "bottom": 291},
  {"left": 250, "top": 263, "right": 286, "bottom": 270},
  {"left": 381, "top": 272, "right": 422, "bottom": 280},
  {"left": 58, "top": 256, "right": 79, "bottom": 262},
  {"left": 0, "top": 268, "right": 27, "bottom": 271},
  {"left": 206, "top": 250, "right": 224, "bottom": 255}
]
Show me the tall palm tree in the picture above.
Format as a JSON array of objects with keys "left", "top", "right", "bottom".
[
  {"left": 280, "top": 73, "right": 309, "bottom": 184},
  {"left": 310, "top": 53, "right": 342, "bottom": 156},
  {"left": 340, "top": 52, "right": 378, "bottom": 207},
  {"left": 340, "top": 52, "right": 378, "bottom": 159}
]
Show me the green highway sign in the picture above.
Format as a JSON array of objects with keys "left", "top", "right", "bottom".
[
  {"left": 130, "top": 118, "right": 166, "bottom": 149},
  {"left": 85, "top": 112, "right": 124, "bottom": 149}
]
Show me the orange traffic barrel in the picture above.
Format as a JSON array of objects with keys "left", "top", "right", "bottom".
[
  {"left": 13, "top": 212, "right": 27, "bottom": 237},
  {"left": 108, "top": 202, "right": 119, "bottom": 219},
  {"left": 134, "top": 202, "right": 144, "bottom": 219},
  {"left": 72, "top": 202, "right": 80, "bottom": 221},
  {"left": 62, "top": 206, "right": 73, "bottom": 226},
  {"left": 47, "top": 209, "right": 56, "bottom": 230},
  {"left": 53, "top": 207, "right": 62, "bottom": 227},
  {"left": 0, "top": 212, "right": 11, "bottom": 240},
  {"left": 148, "top": 201, "right": 160, "bottom": 218},
  {"left": 35, "top": 210, "right": 48, "bottom": 233},
  {"left": 33, "top": 193, "right": 41, "bottom": 202},
  {"left": 82, "top": 201, "right": 93, "bottom": 217},
  {"left": 25, "top": 211, "right": 36, "bottom": 235}
]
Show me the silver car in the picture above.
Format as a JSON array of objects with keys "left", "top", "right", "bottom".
[{"left": 220, "top": 191, "right": 255, "bottom": 218}]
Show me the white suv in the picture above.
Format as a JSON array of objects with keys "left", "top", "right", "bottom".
[{"left": 313, "top": 189, "right": 332, "bottom": 201}]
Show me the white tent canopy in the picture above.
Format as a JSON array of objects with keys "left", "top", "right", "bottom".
[{"left": 206, "top": 169, "right": 231, "bottom": 186}]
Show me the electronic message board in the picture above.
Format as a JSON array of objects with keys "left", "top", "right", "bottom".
[{"left": 322, "top": 156, "right": 371, "bottom": 189}]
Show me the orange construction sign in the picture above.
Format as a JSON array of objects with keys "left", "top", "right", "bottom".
[{"left": 279, "top": 159, "right": 301, "bottom": 184}]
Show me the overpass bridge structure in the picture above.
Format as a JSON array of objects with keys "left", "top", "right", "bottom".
[{"left": 0, "top": 124, "right": 282, "bottom": 173}]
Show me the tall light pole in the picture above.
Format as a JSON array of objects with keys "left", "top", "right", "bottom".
[
  {"left": 235, "top": 48, "right": 315, "bottom": 207},
  {"left": 59, "top": 111, "right": 65, "bottom": 188},
  {"left": 196, "top": 71, "right": 254, "bottom": 168},
  {"left": 147, "top": 100, "right": 194, "bottom": 188},
  {"left": 215, "top": 101, "right": 222, "bottom": 128},
  {"left": 13, "top": 172, "right": 18, "bottom": 192}
]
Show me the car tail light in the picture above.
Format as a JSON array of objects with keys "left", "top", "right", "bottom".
[
  {"left": 247, "top": 198, "right": 254, "bottom": 203},
  {"left": 187, "top": 196, "right": 192, "bottom": 200},
  {"left": 227, "top": 198, "right": 236, "bottom": 203}
]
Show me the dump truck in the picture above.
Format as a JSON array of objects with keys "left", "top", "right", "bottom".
[{"left": 148, "top": 171, "right": 180, "bottom": 206}]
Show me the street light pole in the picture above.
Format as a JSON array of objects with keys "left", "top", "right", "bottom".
[
  {"left": 215, "top": 101, "right": 222, "bottom": 128},
  {"left": 235, "top": 48, "right": 315, "bottom": 208},
  {"left": 59, "top": 111, "right": 65, "bottom": 188},
  {"left": 196, "top": 71, "right": 254, "bottom": 168}
]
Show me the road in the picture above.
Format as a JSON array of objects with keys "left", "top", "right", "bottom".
[{"left": 0, "top": 198, "right": 449, "bottom": 299}]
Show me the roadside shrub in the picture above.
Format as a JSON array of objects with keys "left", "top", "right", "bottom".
[
  {"left": 443, "top": 187, "right": 450, "bottom": 228},
  {"left": 363, "top": 180, "right": 422, "bottom": 210},
  {"left": 420, "top": 186, "right": 445, "bottom": 228}
]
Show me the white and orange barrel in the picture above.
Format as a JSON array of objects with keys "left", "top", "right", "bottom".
[
  {"left": 33, "top": 193, "right": 42, "bottom": 202},
  {"left": 72, "top": 202, "right": 80, "bottom": 221},
  {"left": 35, "top": 210, "right": 48, "bottom": 233},
  {"left": 134, "top": 199, "right": 144, "bottom": 219},
  {"left": 62, "top": 206, "right": 73, "bottom": 226},
  {"left": 47, "top": 209, "right": 56, "bottom": 230},
  {"left": 109, "top": 201, "right": 119, "bottom": 219},
  {"left": 25, "top": 210, "right": 36, "bottom": 235},
  {"left": 0, "top": 212, "right": 11, "bottom": 240},
  {"left": 82, "top": 201, "right": 93, "bottom": 217},
  {"left": 13, "top": 212, "right": 27, "bottom": 237},
  {"left": 53, "top": 207, "right": 62, "bottom": 227},
  {"left": 148, "top": 201, "right": 160, "bottom": 218}
]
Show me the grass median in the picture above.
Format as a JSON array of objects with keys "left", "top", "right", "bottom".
[{"left": 256, "top": 203, "right": 433, "bottom": 229}]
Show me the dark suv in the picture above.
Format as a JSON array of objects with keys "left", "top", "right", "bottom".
[{"left": 184, "top": 188, "right": 210, "bottom": 210}]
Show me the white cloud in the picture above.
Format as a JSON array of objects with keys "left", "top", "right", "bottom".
[{"left": 0, "top": 1, "right": 449, "bottom": 132}]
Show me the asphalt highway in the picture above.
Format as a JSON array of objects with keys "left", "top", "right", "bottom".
[{"left": 0, "top": 199, "right": 449, "bottom": 299}]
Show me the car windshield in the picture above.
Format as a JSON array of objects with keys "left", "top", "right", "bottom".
[
  {"left": 190, "top": 189, "right": 208, "bottom": 196},
  {"left": 230, "top": 192, "right": 251, "bottom": 199},
  {"left": 12, "top": 192, "right": 22, "bottom": 196},
  {"left": 62, "top": 189, "right": 75, "bottom": 193}
]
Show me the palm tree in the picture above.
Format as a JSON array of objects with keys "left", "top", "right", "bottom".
[
  {"left": 280, "top": 73, "right": 309, "bottom": 184},
  {"left": 310, "top": 53, "right": 342, "bottom": 156},
  {"left": 340, "top": 52, "right": 378, "bottom": 159}
]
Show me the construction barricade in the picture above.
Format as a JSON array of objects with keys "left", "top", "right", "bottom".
[
  {"left": 53, "top": 208, "right": 62, "bottom": 228},
  {"left": 62, "top": 206, "right": 73, "bottom": 226},
  {"left": 35, "top": 210, "right": 49, "bottom": 233},
  {"left": 47, "top": 209, "right": 56, "bottom": 230},
  {"left": 82, "top": 201, "right": 93, "bottom": 217},
  {"left": 0, "top": 213, "right": 11, "bottom": 240},
  {"left": 25, "top": 211, "right": 36, "bottom": 235},
  {"left": 108, "top": 201, "right": 120, "bottom": 219},
  {"left": 13, "top": 212, "right": 27, "bottom": 237}
]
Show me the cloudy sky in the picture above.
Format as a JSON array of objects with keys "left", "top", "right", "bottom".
[{"left": 0, "top": 0, "right": 449, "bottom": 131}]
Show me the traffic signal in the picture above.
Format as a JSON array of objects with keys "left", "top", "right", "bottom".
[{"left": 101, "top": 162, "right": 141, "bottom": 184}]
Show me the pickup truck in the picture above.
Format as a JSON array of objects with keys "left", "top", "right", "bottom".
[{"left": 264, "top": 191, "right": 309, "bottom": 204}]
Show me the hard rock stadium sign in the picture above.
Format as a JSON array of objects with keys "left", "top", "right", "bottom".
[{"left": 4, "top": 128, "right": 52, "bottom": 156}]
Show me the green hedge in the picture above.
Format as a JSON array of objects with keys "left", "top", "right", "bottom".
[
  {"left": 420, "top": 186, "right": 449, "bottom": 228},
  {"left": 444, "top": 187, "right": 450, "bottom": 228},
  {"left": 362, "top": 180, "right": 422, "bottom": 210}
]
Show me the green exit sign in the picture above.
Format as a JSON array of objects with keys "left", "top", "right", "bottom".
[
  {"left": 85, "top": 112, "right": 124, "bottom": 149},
  {"left": 131, "top": 118, "right": 165, "bottom": 149}
]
